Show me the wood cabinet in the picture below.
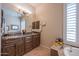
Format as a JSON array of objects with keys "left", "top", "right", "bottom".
[
  {"left": 1, "top": 39, "right": 16, "bottom": 56},
  {"left": 24, "top": 36, "right": 33, "bottom": 53},
  {"left": 1, "top": 32, "right": 40, "bottom": 56},
  {"left": 1, "top": 38, "right": 24, "bottom": 56},
  {"left": 2, "top": 45, "right": 16, "bottom": 56},
  {"left": 15, "top": 38, "right": 24, "bottom": 56},
  {"left": 32, "top": 33, "right": 40, "bottom": 48}
]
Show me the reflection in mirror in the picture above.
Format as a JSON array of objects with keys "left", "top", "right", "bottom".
[
  {"left": 1, "top": 4, "right": 32, "bottom": 35},
  {"left": 11, "top": 25, "right": 19, "bottom": 30},
  {"left": 21, "top": 19, "right": 26, "bottom": 32},
  {"left": 5, "top": 26, "right": 9, "bottom": 31}
]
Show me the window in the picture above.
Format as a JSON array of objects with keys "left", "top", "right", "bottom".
[{"left": 65, "top": 3, "right": 77, "bottom": 42}]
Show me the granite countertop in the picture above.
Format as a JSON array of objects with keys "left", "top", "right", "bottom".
[{"left": 2, "top": 33, "right": 38, "bottom": 40}]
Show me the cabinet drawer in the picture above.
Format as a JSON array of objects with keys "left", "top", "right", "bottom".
[
  {"left": 25, "top": 37, "right": 32, "bottom": 40},
  {"left": 25, "top": 40, "right": 32, "bottom": 43},
  {"left": 2, "top": 45, "right": 16, "bottom": 56},
  {"left": 25, "top": 42, "right": 32, "bottom": 45},
  {"left": 25, "top": 45, "right": 32, "bottom": 49},
  {"left": 3, "top": 39, "right": 16, "bottom": 45},
  {"left": 25, "top": 47, "right": 33, "bottom": 53}
]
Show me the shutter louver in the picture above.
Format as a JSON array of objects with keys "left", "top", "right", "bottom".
[{"left": 66, "top": 3, "right": 76, "bottom": 42}]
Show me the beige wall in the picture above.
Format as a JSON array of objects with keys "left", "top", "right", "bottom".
[{"left": 36, "top": 3, "right": 63, "bottom": 48}]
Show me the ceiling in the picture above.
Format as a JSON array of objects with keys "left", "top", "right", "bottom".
[
  {"left": 29, "top": 3, "right": 45, "bottom": 8},
  {"left": 2, "top": 3, "right": 46, "bottom": 16},
  {"left": 2, "top": 3, "right": 35, "bottom": 15}
]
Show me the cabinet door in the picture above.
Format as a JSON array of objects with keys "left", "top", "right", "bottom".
[
  {"left": 24, "top": 36, "right": 33, "bottom": 53},
  {"left": 32, "top": 35, "right": 37, "bottom": 48},
  {"left": 32, "top": 34, "right": 40, "bottom": 48},
  {"left": 35, "top": 36, "right": 40, "bottom": 47},
  {"left": 2, "top": 45, "right": 16, "bottom": 56},
  {"left": 1, "top": 39, "right": 16, "bottom": 56},
  {"left": 16, "top": 38, "right": 24, "bottom": 56}
]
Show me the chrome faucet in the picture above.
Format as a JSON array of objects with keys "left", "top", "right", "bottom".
[{"left": 69, "top": 46, "right": 72, "bottom": 52}]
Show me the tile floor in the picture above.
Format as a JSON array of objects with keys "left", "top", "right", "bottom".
[{"left": 24, "top": 46, "right": 50, "bottom": 56}]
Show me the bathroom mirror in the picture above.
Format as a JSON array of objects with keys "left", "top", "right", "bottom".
[{"left": 1, "top": 4, "right": 32, "bottom": 34}]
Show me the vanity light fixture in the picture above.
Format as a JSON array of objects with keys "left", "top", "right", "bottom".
[{"left": 16, "top": 5, "right": 32, "bottom": 14}]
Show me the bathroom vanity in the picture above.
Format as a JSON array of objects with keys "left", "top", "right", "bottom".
[
  {"left": 0, "top": 3, "right": 42, "bottom": 56},
  {"left": 1, "top": 32, "right": 40, "bottom": 56}
]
